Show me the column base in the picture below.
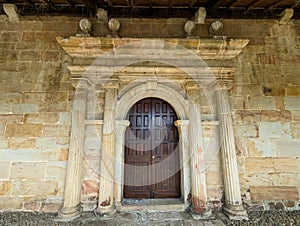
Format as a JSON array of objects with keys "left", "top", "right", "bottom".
[
  {"left": 223, "top": 204, "right": 248, "bottom": 221},
  {"left": 55, "top": 204, "right": 81, "bottom": 222},
  {"left": 188, "top": 207, "right": 214, "bottom": 220},
  {"left": 96, "top": 204, "right": 116, "bottom": 216}
]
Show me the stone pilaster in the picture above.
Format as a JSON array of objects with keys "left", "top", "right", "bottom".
[
  {"left": 98, "top": 80, "right": 119, "bottom": 213},
  {"left": 214, "top": 80, "right": 248, "bottom": 220},
  {"left": 58, "top": 87, "right": 87, "bottom": 220},
  {"left": 114, "top": 120, "right": 130, "bottom": 205},
  {"left": 185, "top": 82, "right": 210, "bottom": 217},
  {"left": 174, "top": 120, "right": 190, "bottom": 205}
]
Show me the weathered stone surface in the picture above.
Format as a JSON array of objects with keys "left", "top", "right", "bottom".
[
  {"left": 291, "top": 123, "right": 300, "bottom": 138},
  {"left": 291, "top": 111, "right": 300, "bottom": 121},
  {"left": 42, "top": 124, "right": 70, "bottom": 138},
  {"left": 12, "top": 103, "right": 39, "bottom": 114},
  {"left": 40, "top": 202, "right": 62, "bottom": 213},
  {"left": 275, "top": 139, "right": 300, "bottom": 157},
  {"left": 35, "top": 138, "right": 69, "bottom": 149},
  {"left": 284, "top": 97, "right": 300, "bottom": 110},
  {"left": 0, "top": 149, "right": 61, "bottom": 161},
  {"left": 81, "top": 180, "right": 99, "bottom": 195},
  {"left": 247, "top": 139, "right": 276, "bottom": 157},
  {"left": 233, "top": 110, "right": 260, "bottom": 122},
  {"left": 273, "top": 158, "right": 298, "bottom": 173},
  {"left": 259, "top": 122, "right": 291, "bottom": 138},
  {"left": 10, "top": 162, "right": 47, "bottom": 180},
  {"left": 0, "top": 92, "right": 23, "bottom": 103},
  {"left": 286, "top": 86, "right": 300, "bottom": 96},
  {"left": 262, "top": 85, "right": 285, "bottom": 96},
  {"left": 11, "top": 180, "right": 58, "bottom": 196},
  {"left": 8, "top": 137, "right": 35, "bottom": 149},
  {"left": 24, "top": 113, "right": 58, "bottom": 123},
  {"left": 234, "top": 124, "right": 258, "bottom": 138},
  {"left": 0, "top": 181, "right": 12, "bottom": 195},
  {"left": 260, "top": 110, "right": 291, "bottom": 122},
  {"left": 45, "top": 161, "right": 67, "bottom": 179},
  {"left": 245, "top": 157, "right": 274, "bottom": 173},
  {"left": 248, "top": 96, "right": 275, "bottom": 110},
  {"left": 5, "top": 124, "right": 43, "bottom": 137},
  {"left": 250, "top": 186, "right": 299, "bottom": 200},
  {"left": 0, "top": 162, "right": 10, "bottom": 179},
  {"left": 0, "top": 196, "right": 22, "bottom": 210}
]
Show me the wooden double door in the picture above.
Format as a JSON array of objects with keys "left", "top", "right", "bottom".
[{"left": 124, "top": 98, "right": 181, "bottom": 199}]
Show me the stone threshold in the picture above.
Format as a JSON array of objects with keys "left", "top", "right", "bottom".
[{"left": 117, "top": 198, "right": 187, "bottom": 212}]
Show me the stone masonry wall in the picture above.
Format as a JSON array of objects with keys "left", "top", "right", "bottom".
[{"left": 0, "top": 14, "right": 299, "bottom": 212}]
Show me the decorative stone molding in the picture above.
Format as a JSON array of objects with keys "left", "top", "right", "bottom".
[{"left": 56, "top": 37, "right": 249, "bottom": 60}]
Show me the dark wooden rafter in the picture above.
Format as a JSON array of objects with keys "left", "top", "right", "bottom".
[
  {"left": 206, "top": 0, "right": 223, "bottom": 12},
  {"left": 40, "top": 0, "right": 56, "bottom": 9},
  {"left": 292, "top": 0, "right": 300, "bottom": 8},
  {"left": 246, "top": 0, "right": 263, "bottom": 11},
  {"left": 104, "top": 0, "right": 113, "bottom": 7},
  {"left": 169, "top": 0, "right": 174, "bottom": 7},
  {"left": 83, "top": 0, "right": 97, "bottom": 14},
  {"left": 149, "top": 0, "right": 152, "bottom": 8},
  {"left": 189, "top": 0, "right": 197, "bottom": 8},
  {"left": 268, "top": 0, "right": 283, "bottom": 10},
  {"left": 226, "top": 0, "right": 239, "bottom": 8},
  {"left": 66, "top": 0, "right": 74, "bottom": 9}
]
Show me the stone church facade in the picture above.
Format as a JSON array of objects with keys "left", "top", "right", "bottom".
[{"left": 0, "top": 13, "right": 300, "bottom": 220}]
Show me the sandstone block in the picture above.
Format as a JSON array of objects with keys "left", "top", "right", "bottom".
[
  {"left": 258, "top": 53, "right": 276, "bottom": 64},
  {"left": 8, "top": 137, "right": 35, "bottom": 149},
  {"left": 260, "top": 110, "right": 291, "bottom": 122},
  {"left": 83, "top": 159, "right": 100, "bottom": 180},
  {"left": 0, "top": 92, "right": 23, "bottom": 103},
  {"left": 205, "top": 172, "right": 223, "bottom": 186},
  {"left": 11, "top": 180, "right": 58, "bottom": 196},
  {"left": 0, "top": 161, "right": 10, "bottom": 179},
  {"left": 245, "top": 157, "right": 274, "bottom": 173},
  {"left": 233, "top": 110, "right": 260, "bottom": 122},
  {"left": 274, "top": 96, "right": 285, "bottom": 110},
  {"left": 58, "top": 112, "right": 71, "bottom": 123},
  {"left": 259, "top": 122, "right": 291, "bottom": 139},
  {"left": 0, "top": 181, "right": 12, "bottom": 195},
  {"left": 262, "top": 85, "right": 285, "bottom": 96},
  {"left": 22, "top": 32, "right": 36, "bottom": 42},
  {"left": 286, "top": 86, "right": 300, "bottom": 96},
  {"left": 10, "top": 162, "right": 47, "bottom": 180},
  {"left": 23, "top": 201, "right": 41, "bottom": 211},
  {"left": 248, "top": 96, "right": 275, "bottom": 110},
  {"left": 12, "top": 103, "right": 39, "bottom": 114},
  {"left": 277, "top": 174, "right": 300, "bottom": 186},
  {"left": 250, "top": 186, "right": 298, "bottom": 200},
  {"left": 45, "top": 161, "right": 67, "bottom": 179},
  {"left": 42, "top": 124, "right": 70, "bottom": 138},
  {"left": 24, "top": 113, "right": 59, "bottom": 123},
  {"left": 35, "top": 138, "right": 69, "bottom": 149},
  {"left": 291, "top": 123, "right": 300, "bottom": 138},
  {"left": 291, "top": 111, "right": 300, "bottom": 121},
  {"left": 0, "top": 114, "right": 24, "bottom": 123},
  {"left": 0, "top": 196, "right": 22, "bottom": 210},
  {"left": 5, "top": 123, "right": 43, "bottom": 137},
  {"left": 234, "top": 124, "right": 258, "bottom": 138},
  {"left": 247, "top": 139, "right": 276, "bottom": 157},
  {"left": 284, "top": 97, "right": 300, "bottom": 110},
  {"left": 0, "top": 50, "right": 18, "bottom": 61},
  {"left": 19, "top": 51, "right": 38, "bottom": 61},
  {"left": 0, "top": 149, "right": 60, "bottom": 161},
  {"left": 235, "top": 84, "right": 262, "bottom": 96},
  {"left": 275, "top": 139, "right": 300, "bottom": 157},
  {"left": 40, "top": 202, "right": 62, "bottom": 213},
  {"left": 0, "top": 32, "right": 21, "bottom": 42},
  {"left": 0, "top": 103, "right": 12, "bottom": 114},
  {"left": 273, "top": 157, "right": 298, "bottom": 173}
]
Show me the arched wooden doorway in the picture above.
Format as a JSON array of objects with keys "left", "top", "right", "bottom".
[{"left": 123, "top": 98, "right": 181, "bottom": 199}]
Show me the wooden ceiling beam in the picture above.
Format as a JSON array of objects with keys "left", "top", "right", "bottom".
[
  {"left": 246, "top": 0, "right": 263, "bottom": 11},
  {"left": 40, "top": 0, "right": 56, "bottom": 9},
  {"left": 169, "top": 0, "right": 174, "bottom": 7},
  {"left": 226, "top": 0, "right": 239, "bottom": 8},
  {"left": 268, "top": 0, "right": 283, "bottom": 10},
  {"left": 292, "top": 0, "right": 300, "bottom": 8},
  {"left": 83, "top": 0, "right": 97, "bottom": 14},
  {"left": 105, "top": 0, "right": 114, "bottom": 7},
  {"left": 149, "top": 0, "right": 152, "bottom": 8},
  {"left": 189, "top": 0, "right": 197, "bottom": 8},
  {"left": 206, "top": 0, "right": 223, "bottom": 12},
  {"left": 66, "top": 0, "right": 75, "bottom": 9}
]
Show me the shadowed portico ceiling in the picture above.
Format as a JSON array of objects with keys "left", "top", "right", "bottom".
[{"left": 0, "top": 0, "right": 299, "bottom": 19}]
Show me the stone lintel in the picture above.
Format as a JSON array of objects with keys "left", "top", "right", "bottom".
[{"left": 56, "top": 37, "right": 249, "bottom": 60}]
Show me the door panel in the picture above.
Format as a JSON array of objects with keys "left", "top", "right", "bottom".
[{"left": 124, "top": 98, "right": 181, "bottom": 199}]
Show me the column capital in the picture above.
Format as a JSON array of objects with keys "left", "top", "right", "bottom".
[
  {"left": 115, "top": 120, "right": 130, "bottom": 127},
  {"left": 213, "top": 79, "right": 233, "bottom": 91},
  {"left": 174, "top": 120, "right": 189, "bottom": 127},
  {"left": 103, "top": 79, "right": 120, "bottom": 90},
  {"left": 184, "top": 81, "right": 200, "bottom": 91},
  {"left": 71, "top": 78, "right": 91, "bottom": 89}
]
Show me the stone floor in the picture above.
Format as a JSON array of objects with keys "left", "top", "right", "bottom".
[{"left": 0, "top": 210, "right": 300, "bottom": 226}]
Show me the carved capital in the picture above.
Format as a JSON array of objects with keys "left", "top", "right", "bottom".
[
  {"left": 103, "top": 79, "right": 119, "bottom": 90},
  {"left": 71, "top": 78, "right": 91, "bottom": 89},
  {"left": 213, "top": 79, "right": 233, "bottom": 91},
  {"left": 184, "top": 81, "right": 200, "bottom": 91}
]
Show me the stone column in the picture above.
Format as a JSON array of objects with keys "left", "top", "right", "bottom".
[
  {"left": 214, "top": 81, "right": 248, "bottom": 220},
  {"left": 185, "top": 82, "right": 209, "bottom": 217},
  {"left": 114, "top": 120, "right": 130, "bottom": 206},
  {"left": 59, "top": 87, "right": 87, "bottom": 220},
  {"left": 174, "top": 120, "right": 190, "bottom": 206},
  {"left": 98, "top": 80, "right": 119, "bottom": 213}
]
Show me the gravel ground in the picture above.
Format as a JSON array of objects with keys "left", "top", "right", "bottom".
[{"left": 0, "top": 210, "right": 300, "bottom": 226}]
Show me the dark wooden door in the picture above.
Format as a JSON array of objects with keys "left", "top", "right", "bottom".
[{"left": 124, "top": 98, "right": 181, "bottom": 199}]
